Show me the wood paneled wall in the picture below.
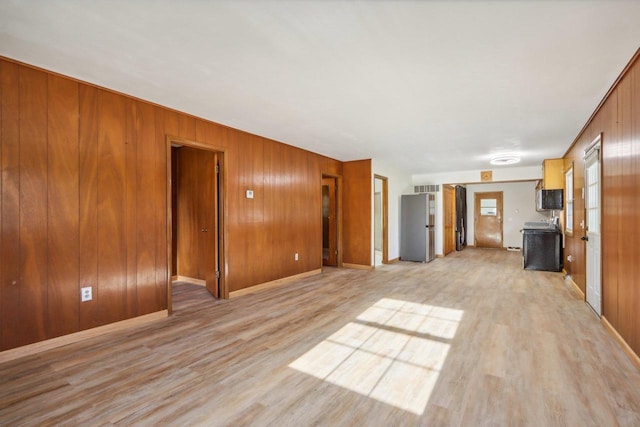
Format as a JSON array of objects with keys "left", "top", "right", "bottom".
[
  {"left": 0, "top": 57, "right": 343, "bottom": 351},
  {"left": 563, "top": 49, "right": 640, "bottom": 357},
  {"left": 342, "top": 159, "right": 372, "bottom": 266}
]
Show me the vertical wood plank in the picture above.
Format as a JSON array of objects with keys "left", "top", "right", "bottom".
[
  {"left": 0, "top": 60, "right": 21, "bottom": 350},
  {"left": 124, "top": 99, "right": 138, "bottom": 318},
  {"left": 631, "top": 62, "right": 640, "bottom": 353},
  {"left": 262, "top": 140, "right": 277, "bottom": 285},
  {"left": 609, "top": 93, "right": 622, "bottom": 332},
  {"left": 601, "top": 94, "right": 620, "bottom": 328},
  {"left": 155, "top": 108, "right": 175, "bottom": 311},
  {"left": 195, "top": 119, "right": 224, "bottom": 148},
  {"left": 19, "top": 67, "right": 49, "bottom": 345},
  {"left": 229, "top": 128, "right": 249, "bottom": 291},
  {"left": 78, "top": 85, "right": 100, "bottom": 330},
  {"left": 282, "top": 143, "right": 296, "bottom": 277},
  {"left": 290, "top": 146, "right": 307, "bottom": 275},
  {"left": 204, "top": 151, "right": 219, "bottom": 298},
  {"left": 251, "top": 136, "right": 266, "bottom": 283},
  {"left": 242, "top": 134, "right": 262, "bottom": 286},
  {"left": 0, "top": 59, "right": 3, "bottom": 349},
  {"left": 97, "top": 90, "right": 127, "bottom": 325},
  {"left": 46, "top": 74, "right": 80, "bottom": 337},
  {"left": 178, "top": 114, "right": 196, "bottom": 141},
  {"left": 306, "top": 154, "right": 322, "bottom": 270},
  {"left": 221, "top": 127, "right": 239, "bottom": 291},
  {"left": 135, "top": 101, "right": 158, "bottom": 315},
  {"left": 616, "top": 74, "right": 632, "bottom": 342},
  {"left": 342, "top": 159, "right": 372, "bottom": 266}
]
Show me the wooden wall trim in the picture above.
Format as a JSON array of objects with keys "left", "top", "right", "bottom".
[
  {"left": 0, "top": 310, "right": 168, "bottom": 364},
  {"left": 168, "top": 134, "right": 226, "bottom": 153},
  {"left": 563, "top": 48, "right": 640, "bottom": 157},
  {"left": 374, "top": 174, "right": 389, "bottom": 264},
  {"left": 602, "top": 316, "right": 640, "bottom": 372},
  {"left": 566, "top": 276, "right": 585, "bottom": 300},
  {"left": 229, "top": 269, "right": 322, "bottom": 298}
]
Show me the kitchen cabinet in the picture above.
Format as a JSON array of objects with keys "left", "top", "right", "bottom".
[{"left": 541, "top": 158, "right": 564, "bottom": 190}]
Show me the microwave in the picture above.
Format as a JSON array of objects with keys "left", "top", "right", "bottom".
[{"left": 536, "top": 189, "right": 563, "bottom": 211}]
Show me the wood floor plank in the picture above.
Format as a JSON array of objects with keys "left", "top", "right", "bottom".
[{"left": 1, "top": 249, "right": 639, "bottom": 426}]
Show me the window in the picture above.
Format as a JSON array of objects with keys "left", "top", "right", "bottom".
[
  {"left": 480, "top": 198, "right": 497, "bottom": 216},
  {"left": 565, "top": 166, "right": 573, "bottom": 233}
]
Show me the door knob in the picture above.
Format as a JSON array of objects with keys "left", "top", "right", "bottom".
[{"left": 580, "top": 236, "right": 588, "bottom": 241}]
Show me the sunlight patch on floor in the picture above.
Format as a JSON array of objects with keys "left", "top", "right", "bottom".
[{"left": 289, "top": 298, "right": 463, "bottom": 415}]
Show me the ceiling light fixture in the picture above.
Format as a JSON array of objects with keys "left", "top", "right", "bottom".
[{"left": 490, "top": 154, "right": 520, "bottom": 166}]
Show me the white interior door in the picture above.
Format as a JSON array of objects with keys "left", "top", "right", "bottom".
[{"left": 585, "top": 139, "right": 601, "bottom": 316}]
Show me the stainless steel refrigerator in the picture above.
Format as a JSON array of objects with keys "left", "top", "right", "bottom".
[{"left": 401, "top": 193, "right": 436, "bottom": 262}]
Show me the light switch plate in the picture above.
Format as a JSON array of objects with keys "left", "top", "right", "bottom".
[{"left": 246, "top": 190, "right": 254, "bottom": 199}]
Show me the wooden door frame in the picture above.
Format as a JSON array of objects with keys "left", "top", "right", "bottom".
[
  {"left": 473, "top": 191, "right": 504, "bottom": 248},
  {"left": 321, "top": 173, "right": 343, "bottom": 267},
  {"left": 373, "top": 174, "right": 389, "bottom": 264},
  {"left": 166, "top": 135, "right": 228, "bottom": 314}
]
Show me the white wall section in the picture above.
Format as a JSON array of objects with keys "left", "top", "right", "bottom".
[
  {"left": 372, "top": 159, "right": 413, "bottom": 263},
  {"left": 465, "top": 182, "right": 549, "bottom": 249}
]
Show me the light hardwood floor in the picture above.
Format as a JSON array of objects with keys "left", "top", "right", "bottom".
[{"left": 1, "top": 249, "right": 639, "bottom": 426}]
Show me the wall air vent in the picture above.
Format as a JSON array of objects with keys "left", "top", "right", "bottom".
[{"left": 414, "top": 184, "right": 440, "bottom": 193}]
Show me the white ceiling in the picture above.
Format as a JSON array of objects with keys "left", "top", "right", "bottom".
[{"left": 1, "top": 1, "right": 639, "bottom": 174}]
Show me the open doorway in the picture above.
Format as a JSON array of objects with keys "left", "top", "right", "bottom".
[
  {"left": 167, "top": 136, "right": 226, "bottom": 314},
  {"left": 374, "top": 175, "right": 388, "bottom": 266},
  {"left": 322, "top": 175, "right": 341, "bottom": 267}
]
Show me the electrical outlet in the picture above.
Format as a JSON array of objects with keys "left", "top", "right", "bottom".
[
  {"left": 81, "top": 286, "right": 92, "bottom": 302},
  {"left": 294, "top": 253, "right": 299, "bottom": 261}
]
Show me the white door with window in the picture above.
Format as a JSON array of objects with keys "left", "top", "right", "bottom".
[{"left": 584, "top": 137, "right": 601, "bottom": 316}]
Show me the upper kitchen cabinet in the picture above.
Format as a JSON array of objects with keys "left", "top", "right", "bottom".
[{"left": 541, "top": 158, "right": 564, "bottom": 190}]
